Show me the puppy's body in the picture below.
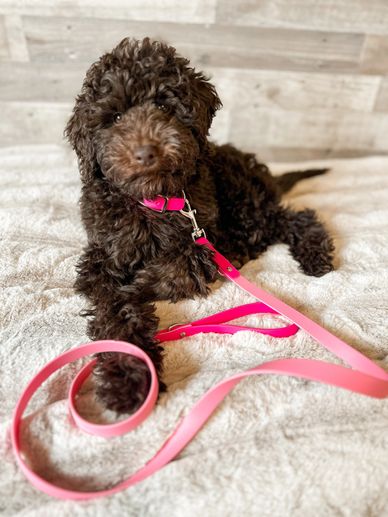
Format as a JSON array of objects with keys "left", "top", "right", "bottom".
[{"left": 67, "top": 38, "right": 334, "bottom": 413}]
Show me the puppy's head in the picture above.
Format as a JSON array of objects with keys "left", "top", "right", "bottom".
[{"left": 65, "top": 37, "right": 222, "bottom": 198}]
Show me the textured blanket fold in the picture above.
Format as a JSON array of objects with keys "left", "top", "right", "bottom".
[{"left": 1, "top": 145, "right": 388, "bottom": 516}]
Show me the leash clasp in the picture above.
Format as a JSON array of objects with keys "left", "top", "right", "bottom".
[{"left": 180, "top": 190, "right": 207, "bottom": 241}]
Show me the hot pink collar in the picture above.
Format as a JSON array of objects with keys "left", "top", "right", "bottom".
[
  {"left": 139, "top": 196, "right": 185, "bottom": 213},
  {"left": 140, "top": 192, "right": 207, "bottom": 240}
]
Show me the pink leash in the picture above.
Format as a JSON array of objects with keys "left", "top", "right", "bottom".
[{"left": 11, "top": 194, "right": 388, "bottom": 500}]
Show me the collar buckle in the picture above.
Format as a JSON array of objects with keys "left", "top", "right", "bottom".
[
  {"left": 140, "top": 196, "right": 168, "bottom": 213},
  {"left": 155, "top": 196, "right": 168, "bottom": 213}
]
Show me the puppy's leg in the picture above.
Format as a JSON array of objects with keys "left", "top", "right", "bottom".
[
  {"left": 89, "top": 300, "right": 163, "bottom": 414},
  {"left": 76, "top": 244, "right": 217, "bottom": 414},
  {"left": 118, "top": 244, "right": 218, "bottom": 303},
  {"left": 214, "top": 199, "right": 280, "bottom": 269},
  {"left": 95, "top": 248, "right": 218, "bottom": 412},
  {"left": 279, "top": 208, "right": 335, "bottom": 277},
  {"left": 75, "top": 248, "right": 163, "bottom": 414}
]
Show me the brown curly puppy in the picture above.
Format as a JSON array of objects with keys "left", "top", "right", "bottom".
[{"left": 66, "top": 37, "right": 334, "bottom": 414}]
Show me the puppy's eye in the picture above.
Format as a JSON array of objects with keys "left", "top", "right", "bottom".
[
  {"left": 113, "top": 112, "right": 122, "bottom": 123},
  {"left": 156, "top": 103, "right": 169, "bottom": 113}
]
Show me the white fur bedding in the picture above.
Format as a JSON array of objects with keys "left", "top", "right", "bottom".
[{"left": 1, "top": 145, "right": 388, "bottom": 516}]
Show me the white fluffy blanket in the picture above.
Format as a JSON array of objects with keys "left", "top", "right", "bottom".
[{"left": 1, "top": 145, "right": 388, "bottom": 516}]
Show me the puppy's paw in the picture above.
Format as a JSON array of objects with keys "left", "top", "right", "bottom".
[
  {"left": 301, "top": 259, "right": 334, "bottom": 277},
  {"left": 94, "top": 352, "right": 165, "bottom": 414},
  {"left": 298, "top": 244, "right": 335, "bottom": 277}
]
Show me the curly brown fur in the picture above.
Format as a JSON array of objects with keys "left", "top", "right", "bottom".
[{"left": 66, "top": 37, "right": 334, "bottom": 414}]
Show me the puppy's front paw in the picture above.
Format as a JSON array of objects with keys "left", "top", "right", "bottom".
[{"left": 94, "top": 352, "right": 165, "bottom": 414}]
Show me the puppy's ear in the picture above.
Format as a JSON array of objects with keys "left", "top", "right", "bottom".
[
  {"left": 194, "top": 74, "right": 222, "bottom": 136},
  {"left": 65, "top": 90, "right": 98, "bottom": 184}
]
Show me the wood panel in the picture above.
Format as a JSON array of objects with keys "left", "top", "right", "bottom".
[
  {"left": 22, "top": 16, "right": 364, "bottom": 74},
  {"left": 209, "top": 68, "right": 380, "bottom": 113},
  {"left": 0, "top": 1, "right": 387, "bottom": 160},
  {"left": 0, "top": 62, "right": 379, "bottom": 113},
  {"left": 216, "top": 0, "right": 388, "bottom": 36},
  {"left": 0, "top": 101, "right": 71, "bottom": 146},
  {"left": 251, "top": 147, "right": 388, "bottom": 163},
  {"left": 0, "top": 63, "right": 84, "bottom": 101},
  {"left": 0, "top": 0, "right": 217, "bottom": 24},
  {"left": 3, "top": 14, "right": 28, "bottom": 61},
  {"left": 228, "top": 106, "right": 388, "bottom": 152}
]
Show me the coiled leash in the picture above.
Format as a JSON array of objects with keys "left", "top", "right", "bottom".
[{"left": 11, "top": 192, "right": 388, "bottom": 500}]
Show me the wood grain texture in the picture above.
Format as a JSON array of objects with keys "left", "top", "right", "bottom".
[
  {"left": 3, "top": 15, "right": 28, "bottom": 61},
  {"left": 0, "top": 0, "right": 217, "bottom": 23},
  {"left": 250, "top": 147, "right": 388, "bottom": 163},
  {"left": 0, "top": 101, "right": 71, "bottom": 146},
  {"left": 228, "top": 106, "right": 388, "bottom": 152},
  {"left": 0, "top": 63, "right": 84, "bottom": 101},
  {"left": 0, "top": 1, "right": 387, "bottom": 159},
  {"left": 23, "top": 16, "right": 364, "bottom": 74},
  {"left": 209, "top": 68, "right": 380, "bottom": 113},
  {"left": 216, "top": 0, "right": 388, "bottom": 36}
]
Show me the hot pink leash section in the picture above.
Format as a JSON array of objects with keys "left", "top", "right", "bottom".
[{"left": 11, "top": 237, "right": 388, "bottom": 500}]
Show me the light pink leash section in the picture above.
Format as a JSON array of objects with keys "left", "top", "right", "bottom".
[{"left": 11, "top": 239, "right": 388, "bottom": 501}]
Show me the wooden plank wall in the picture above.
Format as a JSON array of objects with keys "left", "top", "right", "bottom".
[{"left": 0, "top": 0, "right": 388, "bottom": 161}]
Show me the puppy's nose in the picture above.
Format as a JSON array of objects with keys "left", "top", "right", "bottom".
[{"left": 134, "top": 145, "right": 158, "bottom": 167}]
